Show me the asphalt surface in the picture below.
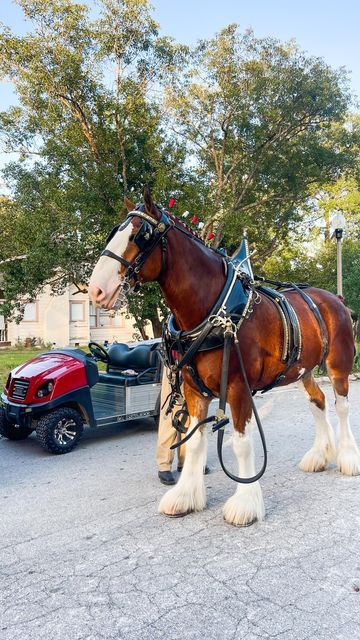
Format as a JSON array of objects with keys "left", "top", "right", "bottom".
[{"left": 1, "top": 380, "right": 360, "bottom": 640}]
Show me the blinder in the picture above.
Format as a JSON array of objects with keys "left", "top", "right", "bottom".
[
  {"left": 105, "top": 218, "right": 131, "bottom": 245},
  {"left": 100, "top": 205, "right": 173, "bottom": 300},
  {"left": 130, "top": 220, "right": 153, "bottom": 251}
]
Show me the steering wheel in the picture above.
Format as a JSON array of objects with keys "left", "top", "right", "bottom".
[{"left": 88, "top": 341, "right": 110, "bottom": 363}]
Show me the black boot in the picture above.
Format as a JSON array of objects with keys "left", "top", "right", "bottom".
[{"left": 158, "top": 470, "right": 176, "bottom": 485}]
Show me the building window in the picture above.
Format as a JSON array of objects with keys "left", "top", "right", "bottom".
[
  {"left": 23, "top": 302, "right": 38, "bottom": 322},
  {"left": 88, "top": 302, "right": 124, "bottom": 329},
  {"left": 89, "top": 302, "right": 97, "bottom": 328},
  {"left": 99, "top": 309, "right": 111, "bottom": 327},
  {"left": 70, "top": 301, "right": 85, "bottom": 322}
]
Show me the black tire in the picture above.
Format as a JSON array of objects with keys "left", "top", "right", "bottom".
[
  {"left": 36, "top": 407, "right": 84, "bottom": 454},
  {"left": 0, "top": 406, "right": 33, "bottom": 440}
]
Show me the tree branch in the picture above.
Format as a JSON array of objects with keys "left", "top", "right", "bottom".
[{"left": 57, "top": 93, "right": 101, "bottom": 166}]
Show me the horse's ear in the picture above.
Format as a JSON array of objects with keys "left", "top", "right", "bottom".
[
  {"left": 143, "top": 185, "right": 154, "bottom": 215},
  {"left": 124, "top": 196, "right": 135, "bottom": 212}
]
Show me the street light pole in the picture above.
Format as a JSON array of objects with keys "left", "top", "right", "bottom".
[
  {"left": 334, "top": 227, "right": 343, "bottom": 296},
  {"left": 331, "top": 211, "right": 346, "bottom": 297}
]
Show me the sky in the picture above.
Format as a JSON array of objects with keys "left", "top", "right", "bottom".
[
  {"left": 1, "top": 0, "right": 360, "bottom": 100},
  {"left": 154, "top": 0, "right": 360, "bottom": 101},
  {"left": 0, "top": 0, "right": 359, "bottom": 173}
]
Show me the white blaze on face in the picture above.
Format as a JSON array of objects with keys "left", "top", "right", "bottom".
[{"left": 89, "top": 221, "right": 134, "bottom": 305}]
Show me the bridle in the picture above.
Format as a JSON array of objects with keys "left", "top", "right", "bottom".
[
  {"left": 101, "top": 204, "right": 174, "bottom": 309},
  {"left": 101, "top": 202, "right": 227, "bottom": 310}
]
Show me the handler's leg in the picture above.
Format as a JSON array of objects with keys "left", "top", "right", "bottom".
[
  {"left": 158, "top": 385, "right": 209, "bottom": 516},
  {"left": 156, "top": 368, "right": 186, "bottom": 484}
]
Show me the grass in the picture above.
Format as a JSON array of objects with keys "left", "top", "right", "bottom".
[{"left": 0, "top": 348, "right": 41, "bottom": 389}]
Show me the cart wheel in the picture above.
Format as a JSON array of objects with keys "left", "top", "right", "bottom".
[
  {"left": 0, "top": 406, "right": 33, "bottom": 440},
  {"left": 36, "top": 407, "right": 84, "bottom": 454}
]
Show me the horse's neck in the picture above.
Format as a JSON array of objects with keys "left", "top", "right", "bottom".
[{"left": 159, "top": 229, "right": 225, "bottom": 330}]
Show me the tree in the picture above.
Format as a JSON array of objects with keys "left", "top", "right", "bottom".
[
  {"left": 0, "top": 0, "right": 189, "bottom": 334},
  {"left": 165, "top": 25, "right": 356, "bottom": 260},
  {"left": 262, "top": 115, "right": 360, "bottom": 310},
  {"left": 263, "top": 235, "right": 360, "bottom": 316},
  {"left": 1, "top": 9, "right": 358, "bottom": 335}
]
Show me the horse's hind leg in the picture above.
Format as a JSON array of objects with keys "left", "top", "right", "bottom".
[
  {"left": 223, "top": 386, "right": 265, "bottom": 527},
  {"left": 299, "top": 372, "right": 336, "bottom": 472},
  {"left": 327, "top": 370, "right": 360, "bottom": 476}
]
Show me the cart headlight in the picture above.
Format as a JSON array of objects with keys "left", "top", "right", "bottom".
[{"left": 36, "top": 380, "right": 54, "bottom": 398}]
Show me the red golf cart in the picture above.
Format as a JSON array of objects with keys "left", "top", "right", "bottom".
[{"left": 0, "top": 340, "right": 162, "bottom": 454}]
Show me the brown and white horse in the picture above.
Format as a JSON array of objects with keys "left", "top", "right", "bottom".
[{"left": 89, "top": 191, "right": 359, "bottom": 526}]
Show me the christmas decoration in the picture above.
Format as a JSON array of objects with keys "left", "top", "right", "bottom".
[
  {"left": 207, "top": 232, "right": 215, "bottom": 240},
  {"left": 191, "top": 215, "right": 198, "bottom": 223},
  {"left": 198, "top": 222, "right": 204, "bottom": 229},
  {"left": 182, "top": 210, "right": 190, "bottom": 218},
  {"left": 168, "top": 198, "right": 176, "bottom": 208}
]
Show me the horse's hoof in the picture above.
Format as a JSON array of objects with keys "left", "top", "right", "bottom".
[
  {"left": 163, "top": 511, "right": 190, "bottom": 518},
  {"left": 337, "top": 447, "right": 360, "bottom": 476},
  {"left": 299, "top": 447, "right": 332, "bottom": 473},
  {"left": 224, "top": 517, "right": 256, "bottom": 528},
  {"left": 223, "top": 483, "right": 265, "bottom": 527}
]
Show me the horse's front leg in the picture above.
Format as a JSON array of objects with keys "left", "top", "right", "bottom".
[
  {"left": 158, "top": 384, "right": 210, "bottom": 517},
  {"left": 223, "top": 385, "right": 265, "bottom": 526}
]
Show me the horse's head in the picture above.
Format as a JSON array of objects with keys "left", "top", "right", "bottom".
[{"left": 89, "top": 188, "right": 172, "bottom": 310}]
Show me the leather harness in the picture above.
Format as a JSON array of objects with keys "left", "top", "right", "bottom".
[
  {"left": 101, "top": 204, "right": 328, "bottom": 485},
  {"left": 101, "top": 205, "right": 174, "bottom": 293}
]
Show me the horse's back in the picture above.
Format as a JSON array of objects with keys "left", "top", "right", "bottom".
[{"left": 284, "top": 286, "right": 354, "bottom": 368}]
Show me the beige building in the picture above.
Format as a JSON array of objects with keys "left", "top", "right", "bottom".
[{"left": 0, "top": 284, "right": 144, "bottom": 347}]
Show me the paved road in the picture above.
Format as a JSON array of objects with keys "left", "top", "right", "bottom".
[{"left": 1, "top": 380, "right": 360, "bottom": 640}]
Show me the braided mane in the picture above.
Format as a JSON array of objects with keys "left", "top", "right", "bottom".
[
  {"left": 167, "top": 211, "right": 206, "bottom": 244},
  {"left": 165, "top": 210, "right": 227, "bottom": 260}
]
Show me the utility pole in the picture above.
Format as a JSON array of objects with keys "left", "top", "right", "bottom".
[
  {"left": 334, "top": 227, "right": 344, "bottom": 296},
  {"left": 331, "top": 211, "right": 346, "bottom": 297}
]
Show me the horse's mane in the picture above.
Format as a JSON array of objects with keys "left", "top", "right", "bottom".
[
  {"left": 167, "top": 212, "right": 206, "bottom": 245},
  {"left": 164, "top": 210, "right": 229, "bottom": 263}
]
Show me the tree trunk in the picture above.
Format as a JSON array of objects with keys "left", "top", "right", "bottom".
[
  {"left": 151, "top": 310, "right": 163, "bottom": 338},
  {"left": 139, "top": 326, "right": 149, "bottom": 340}
]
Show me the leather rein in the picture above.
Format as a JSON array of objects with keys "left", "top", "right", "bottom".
[
  {"left": 101, "top": 206, "right": 174, "bottom": 302},
  {"left": 101, "top": 205, "right": 268, "bottom": 485},
  {"left": 101, "top": 204, "right": 227, "bottom": 296}
]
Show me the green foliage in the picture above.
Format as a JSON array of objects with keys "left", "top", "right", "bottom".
[
  {"left": 126, "top": 282, "right": 167, "bottom": 338},
  {"left": 0, "top": 0, "right": 190, "bottom": 331},
  {"left": 0, "top": 4, "right": 359, "bottom": 335},
  {"left": 263, "top": 238, "right": 360, "bottom": 316},
  {"left": 165, "top": 25, "right": 355, "bottom": 255}
]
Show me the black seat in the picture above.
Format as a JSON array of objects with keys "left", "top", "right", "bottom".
[{"left": 107, "top": 343, "right": 159, "bottom": 371}]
